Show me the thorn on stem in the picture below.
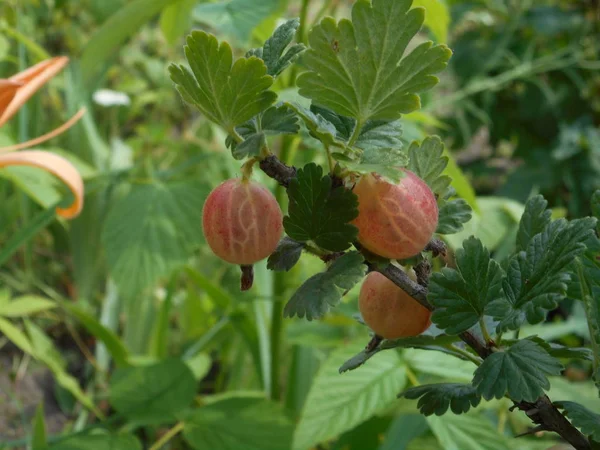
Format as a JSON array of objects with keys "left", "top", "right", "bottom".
[{"left": 240, "top": 265, "right": 254, "bottom": 291}]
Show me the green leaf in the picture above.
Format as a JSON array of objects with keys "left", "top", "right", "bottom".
[
  {"left": 232, "top": 132, "right": 266, "bottom": 159},
  {"left": 297, "top": 0, "right": 451, "bottom": 122},
  {"left": 516, "top": 195, "right": 552, "bottom": 252},
  {"left": 81, "top": 0, "right": 176, "bottom": 86},
  {"left": 436, "top": 198, "right": 472, "bottom": 234},
  {"left": 401, "top": 383, "right": 481, "bottom": 416},
  {"left": 472, "top": 339, "right": 563, "bottom": 402},
  {"left": 0, "top": 296, "right": 55, "bottom": 317},
  {"left": 344, "top": 147, "right": 408, "bottom": 183},
  {"left": 427, "top": 413, "right": 511, "bottom": 450},
  {"left": 0, "top": 317, "right": 33, "bottom": 354},
  {"left": 247, "top": 18, "right": 306, "bottom": 77},
  {"left": 228, "top": 105, "right": 300, "bottom": 159},
  {"left": 169, "top": 31, "right": 276, "bottom": 129},
  {"left": 429, "top": 237, "right": 504, "bottom": 334},
  {"left": 109, "top": 358, "right": 196, "bottom": 424},
  {"left": 293, "top": 340, "right": 406, "bottom": 450},
  {"left": 160, "top": 0, "right": 196, "bottom": 44},
  {"left": 284, "top": 252, "right": 366, "bottom": 320},
  {"left": 185, "top": 352, "right": 212, "bottom": 380},
  {"left": 284, "top": 163, "right": 359, "bottom": 251},
  {"left": 506, "top": 336, "right": 593, "bottom": 361},
  {"left": 340, "top": 334, "right": 459, "bottom": 372},
  {"left": 31, "top": 404, "right": 47, "bottom": 450},
  {"left": 183, "top": 394, "right": 293, "bottom": 450},
  {"left": 193, "top": 0, "right": 281, "bottom": 43},
  {"left": 61, "top": 302, "right": 130, "bottom": 367},
  {"left": 486, "top": 217, "right": 597, "bottom": 332},
  {"left": 555, "top": 401, "right": 600, "bottom": 442},
  {"left": 412, "top": 0, "right": 450, "bottom": 43},
  {"left": 407, "top": 136, "right": 451, "bottom": 197},
  {"left": 267, "top": 237, "right": 305, "bottom": 272},
  {"left": 49, "top": 434, "right": 143, "bottom": 450},
  {"left": 287, "top": 103, "right": 346, "bottom": 148},
  {"left": 102, "top": 181, "right": 207, "bottom": 298}
]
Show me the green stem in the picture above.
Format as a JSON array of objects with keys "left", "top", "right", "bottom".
[
  {"left": 347, "top": 119, "right": 363, "bottom": 147},
  {"left": 148, "top": 422, "right": 184, "bottom": 450},
  {"left": 447, "top": 345, "right": 482, "bottom": 366},
  {"left": 405, "top": 365, "right": 420, "bottom": 387},
  {"left": 479, "top": 318, "right": 492, "bottom": 344},
  {"left": 269, "top": 136, "right": 298, "bottom": 401},
  {"left": 324, "top": 144, "right": 335, "bottom": 174}
]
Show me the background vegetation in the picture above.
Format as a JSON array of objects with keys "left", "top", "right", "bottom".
[{"left": 0, "top": 0, "right": 598, "bottom": 449}]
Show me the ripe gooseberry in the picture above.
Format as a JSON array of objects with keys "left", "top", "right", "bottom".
[
  {"left": 359, "top": 272, "right": 431, "bottom": 339},
  {"left": 202, "top": 178, "right": 283, "bottom": 289},
  {"left": 352, "top": 170, "right": 438, "bottom": 260}
]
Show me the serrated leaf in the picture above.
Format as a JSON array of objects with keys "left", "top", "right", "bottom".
[
  {"left": 169, "top": 31, "right": 276, "bottom": 129},
  {"left": 183, "top": 394, "right": 293, "bottom": 450},
  {"left": 555, "top": 401, "right": 600, "bottom": 442},
  {"left": 287, "top": 102, "right": 345, "bottom": 147},
  {"left": 401, "top": 383, "right": 481, "bottom": 416},
  {"left": 345, "top": 147, "right": 408, "bottom": 183},
  {"left": 232, "top": 132, "right": 266, "bottom": 160},
  {"left": 407, "top": 136, "right": 451, "bottom": 197},
  {"left": 486, "top": 217, "right": 597, "bottom": 332},
  {"left": 247, "top": 18, "right": 306, "bottom": 77},
  {"left": 102, "top": 182, "right": 207, "bottom": 299},
  {"left": 472, "top": 339, "right": 563, "bottom": 402},
  {"left": 297, "top": 0, "right": 451, "bottom": 122},
  {"left": 284, "top": 163, "right": 359, "bottom": 251},
  {"left": 516, "top": 195, "right": 552, "bottom": 252},
  {"left": 340, "top": 334, "right": 459, "bottom": 372},
  {"left": 507, "top": 336, "right": 593, "bottom": 361},
  {"left": 284, "top": 252, "right": 366, "bottom": 320},
  {"left": 436, "top": 198, "right": 472, "bottom": 234},
  {"left": 429, "top": 237, "right": 504, "bottom": 334},
  {"left": 109, "top": 359, "right": 196, "bottom": 425},
  {"left": 267, "top": 237, "right": 305, "bottom": 272},
  {"left": 293, "top": 340, "right": 406, "bottom": 450}
]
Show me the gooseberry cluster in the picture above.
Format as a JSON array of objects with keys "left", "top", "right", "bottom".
[{"left": 202, "top": 168, "right": 438, "bottom": 337}]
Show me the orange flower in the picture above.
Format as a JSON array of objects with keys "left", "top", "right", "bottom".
[{"left": 0, "top": 56, "right": 85, "bottom": 219}]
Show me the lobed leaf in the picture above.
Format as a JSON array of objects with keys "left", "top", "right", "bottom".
[
  {"left": 429, "top": 237, "right": 504, "bottom": 335},
  {"left": 401, "top": 383, "right": 481, "bottom": 416},
  {"left": 284, "top": 252, "right": 366, "bottom": 320},
  {"left": 267, "top": 237, "right": 305, "bottom": 272},
  {"left": 472, "top": 339, "right": 563, "bottom": 403},
  {"left": 555, "top": 401, "right": 600, "bottom": 442},
  {"left": 284, "top": 163, "right": 359, "bottom": 251},
  {"left": 486, "top": 217, "right": 597, "bottom": 332},
  {"left": 169, "top": 31, "right": 276, "bottom": 130},
  {"left": 407, "top": 136, "right": 451, "bottom": 197},
  {"left": 247, "top": 18, "right": 306, "bottom": 77},
  {"left": 436, "top": 198, "right": 472, "bottom": 235},
  {"left": 516, "top": 195, "right": 552, "bottom": 252},
  {"left": 297, "top": 0, "right": 451, "bottom": 122}
]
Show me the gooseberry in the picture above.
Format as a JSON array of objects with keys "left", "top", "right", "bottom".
[
  {"left": 352, "top": 170, "right": 438, "bottom": 260},
  {"left": 202, "top": 179, "right": 283, "bottom": 284},
  {"left": 359, "top": 272, "right": 431, "bottom": 339}
]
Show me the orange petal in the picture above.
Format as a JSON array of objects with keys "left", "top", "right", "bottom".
[
  {"left": 0, "top": 56, "right": 69, "bottom": 127},
  {"left": 0, "top": 150, "right": 84, "bottom": 219},
  {"left": 0, "top": 108, "right": 86, "bottom": 154},
  {"left": 0, "top": 79, "right": 23, "bottom": 118}
]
